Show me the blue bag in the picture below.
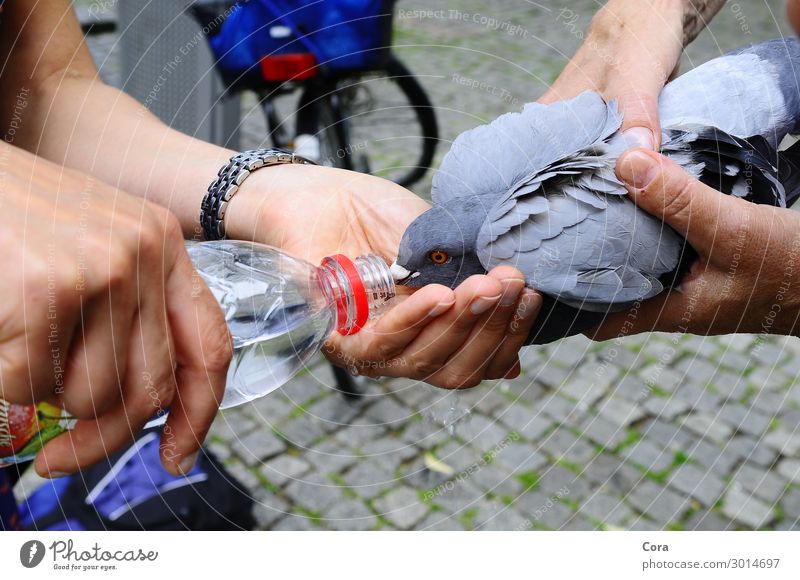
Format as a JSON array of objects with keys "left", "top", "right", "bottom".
[{"left": 206, "top": 0, "right": 394, "bottom": 79}]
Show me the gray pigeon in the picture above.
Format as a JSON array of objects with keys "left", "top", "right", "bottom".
[{"left": 392, "top": 39, "right": 800, "bottom": 344}]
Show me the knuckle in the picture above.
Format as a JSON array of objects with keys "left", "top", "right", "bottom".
[
  {"left": 437, "top": 371, "right": 482, "bottom": 390},
  {"left": 411, "top": 359, "right": 441, "bottom": 378},
  {"left": 201, "top": 329, "right": 233, "bottom": 373},
  {"left": 660, "top": 176, "right": 695, "bottom": 222}
]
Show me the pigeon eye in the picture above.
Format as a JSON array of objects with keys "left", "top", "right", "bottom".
[{"left": 429, "top": 250, "right": 450, "bottom": 265}]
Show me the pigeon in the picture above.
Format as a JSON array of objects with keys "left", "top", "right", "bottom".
[{"left": 391, "top": 38, "right": 800, "bottom": 344}]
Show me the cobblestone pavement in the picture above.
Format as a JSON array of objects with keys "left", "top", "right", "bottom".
[{"left": 64, "top": 0, "right": 800, "bottom": 530}]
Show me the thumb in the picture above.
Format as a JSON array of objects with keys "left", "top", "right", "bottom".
[
  {"left": 616, "top": 148, "right": 737, "bottom": 252},
  {"left": 616, "top": 88, "right": 661, "bottom": 150}
]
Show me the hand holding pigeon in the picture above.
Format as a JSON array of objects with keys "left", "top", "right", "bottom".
[{"left": 393, "top": 39, "right": 800, "bottom": 344}]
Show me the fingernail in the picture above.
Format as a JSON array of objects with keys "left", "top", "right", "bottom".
[
  {"left": 617, "top": 150, "right": 659, "bottom": 189},
  {"left": 499, "top": 278, "right": 525, "bottom": 307},
  {"left": 470, "top": 294, "right": 501, "bottom": 315},
  {"left": 428, "top": 300, "right": 456, "bottom": 318},
  {"left": 178, "top": 450, "right": 199, "bottom": 475},
  {"left": 47, "top": 471, "right": 69, "bottom": 479},
  {"left": 622, "top": 127, "right": 655, "bottom": 150},
  {"left": 516, "top": 289, "right": 541, "bottom": 319}
]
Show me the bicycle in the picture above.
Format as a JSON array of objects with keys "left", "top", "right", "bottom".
[{"left": 191, "top": 0, "right": 439, "bottom": 189}]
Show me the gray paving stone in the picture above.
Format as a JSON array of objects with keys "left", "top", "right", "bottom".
[
  {"left": 539, "top": 392, "right": 585, "bottom": 424},
  {"left": 726, "top": 435, "right": 779, "bottom": 468},
  {"left": 781, "top": 487, "right": 800, "bottom": 518},
  {"left": 683, "top": 510, "right": 736, "bottom": 531},
  {"left": 596, "top": 396, "right": 647, "bottom": 426},
  {"left": 373, "top": 487, "right": 429, "bottom": 529},
  {"left": 260, "top": 455, "right": 311, "bottom": 488},
  {"left": 336, "top": 417, "right": 388, "bottom": 447},
  {"left": 640, "top": 418, "right": 694, "bottom": 451},
  {"left": 305, "top": 394, "right": 363, "bottom": 432},
  {"left": 475, "top": 502, "right": 530, "bottom": 530},
  {"left": 557, "top": 374, "right": 609, "bottom": 406},
  {"left": 639, "top": 365, "right": 684, "bottom": 394},
  {"left": 531, "top": 365, "right": 572, "bottom": 390},
  {"left": 748, "top": 366, "right": 792, "bottom": 391},
  {"left": 730, "top": 462, "right": 788, "bottom": 504},
  {"left": 280, "top": 375, "right": 326, "bottom": 404},
  {"left": 284, "top": 473, "right": 345, "bottom": 513},
  {"left": 225, "top": 461, "right": 261, "bottom": 491},
  {"left": 579, "top": 492, "right": 635, "bottom": 527},
  {"left": 710, "top": 371, "right": 750, "bottom": 402},
  {"left": 545, "top": 427, "right": 598, "bottom": 465},
  {"left": 493, "top": 441, "right": 548, "bottom": 474},
  {"left": 721, "top": 487, "right": 775, "bottom": 529},
  {"left": 399, "top": 455, "right": 454, "bottom": 490},
  {"left": 210, "top": 411, "right": 258, "bottom": 442},
  {"left": 360, "top": 437, "right": 418, "bottom": 473},
  {"left": 343, "top": 461, "right": 397, "bottom": 499},
  {"left": 387, "top": 378, "right": 438, "bottom": 408},
  {"left": 777, "top": 459, "right": 800, "bottom": 483},
  {"left": 230, "top": 428, "right": 288, "bottom": 466},
  {"left": 512, "top": 489, "right": 574, "bottom": 529},
  {"left": 717, "top": 403, "right": 772, "bottom": 437},
  {"left": 272, "top": 514, "right": 321, "bottom": 531},
  {"left": 628, "top": 518, "right": 662, "bottom": 531},
  {"left": 673, "top": 357, "right": 721, "bottom": 387},
  {"left": 622, "top": 439, "right": 673, "bottom": 473},
  {"left": 425, "top": 480, "right": 486, "bottom": 515},
  {"left": 667, "top": 464, "right": 727, "bottom": 507},
  {"left": 675, "top": 384, "right": 723, "bottom": 413},
  {"left": 251, "top": 491, "right": 291, "bottom": 530},
  {"left": 416, "top": 510, "right": 466, "bottom": 530},
  {"left": 497, "top": 404, "right": 553, "bottom": 441},
  {"left": 537, "top": 465, "right": 591, "bottom": 501},
  {"left": 462, "top": 414, "right": 516, "bottom": 452},
  {"left": 751, "top": 343, "right": 788, "bottom": 367},
  {"left": 583, "top": 454, "right": 644, "bottom": 492},
  {"left": 763, "top": 429, "right": 800, "bottom": 457},
  {"left": 680, "top": 413, "right": 734, "bottom": 445},
  {"left": 717, "top": 348, "right": 753, "bottom": 374},
  {"left": 626, "top": 480, "right": 691, "bottom": 525},
  {"left": 362, "top": 396, "right": 413, "bottom": 430},
  {"left": 307, "top": 439, "right": 359, "bottom": 474},
  {"left": 611, "top": 374, "right": 649, "bottom": 402},
  {"left": 323, "top": 500, "right": 378, "bottom": 531},
  {"left": 751, "top": 391, "right": 791, "bottom": 416},
  {"left": 643, "top": 395, "right": 692, "bottom": 421},
  {"left": 580, "top": 415, "right": 628, "bottom": 450},
  {"left": 399, "top": 418, "right": 451, "bottom": 448},
  {"left": 243, "top": 394, "right": 296, "bottom": 425},
  {"left": 278, "top": 417, "right": 328, "bottom": 449}
]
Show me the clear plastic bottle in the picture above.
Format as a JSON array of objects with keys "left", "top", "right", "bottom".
[{"left": 0, "top": 240, "right": 395, "bottom": 466}]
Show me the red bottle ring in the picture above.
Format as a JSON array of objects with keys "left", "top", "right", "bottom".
[{"left": 320, "top": 254, "right": 369, "bottom": 335}]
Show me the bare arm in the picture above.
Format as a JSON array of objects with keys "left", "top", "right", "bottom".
[{"left": 0, "top": 0, "right": 233, "bottom": 237}]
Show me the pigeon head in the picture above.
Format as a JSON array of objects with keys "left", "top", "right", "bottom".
[{"left": 392, "top": 196, "right": 488, "bottom": 288}]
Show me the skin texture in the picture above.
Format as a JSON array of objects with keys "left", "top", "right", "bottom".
[
  {"left": 0, "top": 142, "right": 231, "bottom": 478},
  {"left": 581, "top": 0, "right": 800, "bottom": 340},
  {"left": 594, "top": 149, "right": 800, "bottom": 338},
  {"left": 0, "top": 0, "right": 540, "bottom": 476},
  {"left": 540, "top": 0, "right": 727, "bottom": 151}
]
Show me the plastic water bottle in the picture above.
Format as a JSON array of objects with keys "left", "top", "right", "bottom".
[{"left": 0, "top": 240, "right": 395, "bottom": 466}]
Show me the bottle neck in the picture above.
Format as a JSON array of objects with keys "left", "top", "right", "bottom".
[{"left": 317, "top": 254, "right": 396, "bottom": 335}]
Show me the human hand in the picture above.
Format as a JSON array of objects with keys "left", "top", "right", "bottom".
[
  {"left": 0, "top": 143, "right": 232, "bottom": 477},
  {"left": 540, "top": 0, "right": 686, "bottom": 150},
  {"left": 591, "top": 148, "right": 800, "bottom": 339},
  {"left": 225, "top": 165, "right": 542, "bottom": 388}
]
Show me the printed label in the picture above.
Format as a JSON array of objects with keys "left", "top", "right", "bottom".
[{"left": 0, "top": 399, "right": 74, "bottom": 466}]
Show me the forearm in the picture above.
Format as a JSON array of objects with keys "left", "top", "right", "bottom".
[
  {"left": 20, "top": 76, "right": 235, "bottom": 237},
  {"left": 683, "top": 0, "right": 727, "bottom": 45}
]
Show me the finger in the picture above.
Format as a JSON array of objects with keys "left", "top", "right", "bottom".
[
  {"left": 485, "top": 289, "right": 542, "bottom": 379},
  {"left": 34, "top": 303, "right": 177, "bottom": 476},
  {"left": 162, "top": 250, "right": 232, "bottom": 475},
  {"left": 427, "top": 269, "right": 525, "bottom": 389},
  {"left": 327, "top": 284, "right": 456, "bottom": 370},
  {"left": 57, "top": 292, "right": 133, "bottom": 419},
  {"left": 402, "top": 275, "right": 503, "bottom": 380},
  {"left": 34, "top": 399, "right": 154, "bottom": 477},
  {"left": 616, "top": 148, "right": 743, "bottom": 252}
]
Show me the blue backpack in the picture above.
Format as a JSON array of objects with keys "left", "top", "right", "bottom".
[{"left": 202, "top": 0, "right": 395, "bottom": 80}]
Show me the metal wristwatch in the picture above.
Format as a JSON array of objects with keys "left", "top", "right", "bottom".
[{"left": 200, "top": 148, "right": 316, "bottom": 240}]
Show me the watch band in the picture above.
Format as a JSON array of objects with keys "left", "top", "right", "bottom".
[{"left": 200, "top": 148, "right": 316, "bottom": 240}]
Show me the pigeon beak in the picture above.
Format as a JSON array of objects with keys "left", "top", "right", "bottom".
[{"left": 390, "top": 261, "right": 418, "bottom": 283}]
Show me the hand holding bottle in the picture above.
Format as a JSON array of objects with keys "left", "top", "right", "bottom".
[
  {"left": 224, "top": 164, "right": 543, "bottom": 388},
  {"left": 0, "top": 143, "right": 231, "bottom": 477}
]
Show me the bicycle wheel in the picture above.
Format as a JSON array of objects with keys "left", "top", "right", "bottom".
[{"left": 333, "top": 56, "right": 439, "bottom": 188}]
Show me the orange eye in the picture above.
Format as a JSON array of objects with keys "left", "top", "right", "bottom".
[{"left": 429, "top": 250, "right": 450, "bottom": 264}]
